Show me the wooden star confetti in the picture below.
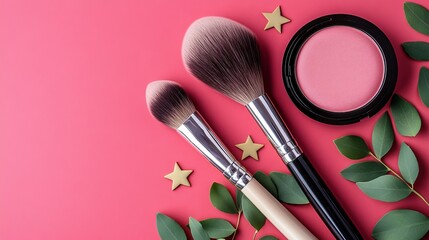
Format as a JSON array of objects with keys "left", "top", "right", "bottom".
[
  {"left": 235, "top": 136, "right": 264, "bottom": 160},
  {"left": 164, "top": 162, "right": 193, "bottom": 190},
  {"left": 262, "top": 6, "right": 291, "bottom": 33}
]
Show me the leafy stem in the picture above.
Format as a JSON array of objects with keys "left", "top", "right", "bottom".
[
  {"left": 231, "top": 210, "right": 242, "bottom": 240},
  {"left": 369, "top": 152, "right": 429, "bottom": 206},
  {"left": 252, "top": 230, "right": 258, "bottom": 240}
]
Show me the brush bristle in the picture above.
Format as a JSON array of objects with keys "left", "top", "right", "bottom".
[
  {"left": 182, "top": 17, "right": 264, "bottom": 105},
  {"left": 146, "top": 80, "right": 196, "bottom": 129}
]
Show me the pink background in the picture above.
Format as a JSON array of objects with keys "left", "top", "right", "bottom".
[{"left": 1, "top": 0, "right": 428, "bottom": 239}]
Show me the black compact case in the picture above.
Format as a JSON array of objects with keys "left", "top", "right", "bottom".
[{"left": 282, "top": 14, "right": 397, "bottom": 125}]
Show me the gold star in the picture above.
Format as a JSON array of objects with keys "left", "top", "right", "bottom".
[
  {"left": 164, "top": 162, "right": 193, "bottom": 190},
  {"left": 235, "top": 136, "right": 264, "bottom": 160},
  {"left": 262, "top": 6, "right": 291, "bottom": 33}
]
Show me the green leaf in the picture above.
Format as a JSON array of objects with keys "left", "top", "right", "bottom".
[
  {"left": 357, "top": 175, "right": 411, "bottom": 202},
  {"left": 372, "top": 209, "right": 429, "bottom": 240},
  {"left": 419, "top": 66, "right": 429, "bottom": 107},
  {"left": 270, "top": 172, "right": 309, "bottom": 204},
  {"left": 242, "top": 194, "right": 266, "bottom": 230},
  {"left": 334, "top": 135, "right": 370, "bottom": 159},
  {"left": 404, "top": 2, "right": 429, "bottom": 35},
  {"left": 398, "top": 142, "right": 419, "bottom": 185},
  {"left": 341, "top": 161, "right": 388, "bottom": 182},
  {"left": 390, "top": 94, "right": 421, "bottom": 137},
  {"left": 402, "top": 42, "right": 429, "bottom": 60},
  {"left": 156, "top": 213, "right": 187, "bottom": 240},
  {"left": 372, "top": 112, "right": 394, "bottom": 158},
  {"left": 260, "top": 236, "right": 279, "bottom": 240},
  {"left": 254, "top": 171, "right": 278, "bottom": 198},
  {"left": 236, "top": 188, "right": 243, "bottom": 212},
  {"left": 200, "top": 218, "right": 235, "bottom": 238},
  {"left": 189, "top": 217, "right": 210, "bottom": 240},
  {"left": 210, "top": 182, "right": 238, "bottom": 214}
]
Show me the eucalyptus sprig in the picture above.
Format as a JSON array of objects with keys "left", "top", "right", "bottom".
[
  {"left": 403, "top": 2, "right": 429, "bottom": 108},
  {"left": 334, "top": 112, "right": 427, "bottom": 205},
  {"left": 334, "top": 110, "right": 429, "bottom": 239},
  {"left": 156, "top": 171, "right": 306, "bottom": 240}
]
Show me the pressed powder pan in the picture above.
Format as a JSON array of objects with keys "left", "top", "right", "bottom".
[{"left": 283, "top": 14, "right": 397, "bottom": 124}]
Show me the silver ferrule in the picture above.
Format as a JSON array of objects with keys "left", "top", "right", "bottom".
[
  {"left": 177, "top": 112, "right": 252, "bottom": 189},
  {"left": 246, "top": 94, "right": 302, "bottom": 163}
]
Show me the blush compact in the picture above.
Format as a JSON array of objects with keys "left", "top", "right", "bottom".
[{"left": 283, "top": 14, "right": 397, "bottom": 125}]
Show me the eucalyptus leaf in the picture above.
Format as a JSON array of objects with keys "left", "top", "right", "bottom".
[
  {"left": 156, "top": 213, "right": 187, "bottom": 240},
  {"left": 357, "top": 175, "right": 411, "bottom": 202},
  {"left": 242, "top": 194, "right": 266, "bottom": 230},
  {"left": 254, "top": 171, "right": 278, "bottom": 198},
  {"left": 200, "top": 218, "right": 235, "bottom": 238},
  {"left": 341, "top": 161, "right": 388, "bottom": 182},
  {"left": 402, "top": 42, "right": 429, "bottom": 60},
  {"left": 334, "top": 135, "right": 370, "bottom": 159},
  {"left": 398, "top": 142, "right": 419, "bottom": 185},
  {"left": 210, "top": 182, "right": 238, "bottom": 214},
  {"left": 372, "top": 209, "right": 429, "bottom": 240},
  {"left": 189, "top": 217, "right": 210, "bottom": 240},
  {"left": 236, "top": 188, "right": 243, "bottom": 212},
  {"left": 260, "top": 236, "right": 279, "bottom": 240},
  {"left": 404, "top": 2, "right": 429, "bottom": 35},
  {"left": 390, "top": 94, "right": 421, "bottom": 137},
  {"left": 419, "top": 66, "right": 429, "bottom": 107},
  {"left": 270, "top": 172, "right": 309, "bottom": 204},
  {"left": 372, "top": 112, "right": 394, "bottom": 158}
]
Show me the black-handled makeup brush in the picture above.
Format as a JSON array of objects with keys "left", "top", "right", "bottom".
[
  {"left": 146, "top": 80, "right": 317, "bottom": 239},
  {"left": 182, "top": 16, "right": 363, "bottom": 240}
]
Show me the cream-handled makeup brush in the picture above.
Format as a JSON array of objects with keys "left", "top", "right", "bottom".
[
  {"left": 182, "top": 17, "right": 362, "bottom": 240},
  {"left": 146, "top": 80, "right": 316, "bottom": 240}
]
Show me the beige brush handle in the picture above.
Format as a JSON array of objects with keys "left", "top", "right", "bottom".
[{"left": 241, "top": 178, "right": 317, "bottom": 240}]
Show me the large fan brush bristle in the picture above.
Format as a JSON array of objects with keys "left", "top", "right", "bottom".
[
  {"left": 146, "top": 80, "right": 196, "bottom": 129},
  {"left": 182, "top": 17, "right": 264, "bottom": 105}
]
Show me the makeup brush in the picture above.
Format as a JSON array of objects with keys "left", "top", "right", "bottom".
[
  {"left": 147, "top": 80, "right": 316, "bottom": 240},
  {"left": 182, "top": 17, "right": 363, "bottom": 240}
]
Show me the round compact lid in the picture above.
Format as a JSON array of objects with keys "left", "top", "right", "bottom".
[{"left": 282, "top": 14, "right": 397, "bottom": 125}]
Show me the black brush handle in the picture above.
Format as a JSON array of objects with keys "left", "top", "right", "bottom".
[{"left": 287, "top": 155, "right": 362, "bottom": 240}]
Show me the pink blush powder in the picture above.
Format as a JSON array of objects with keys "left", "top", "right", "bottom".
[{"left": 296, "top": 26, "right": 385, "bottom": 112}]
